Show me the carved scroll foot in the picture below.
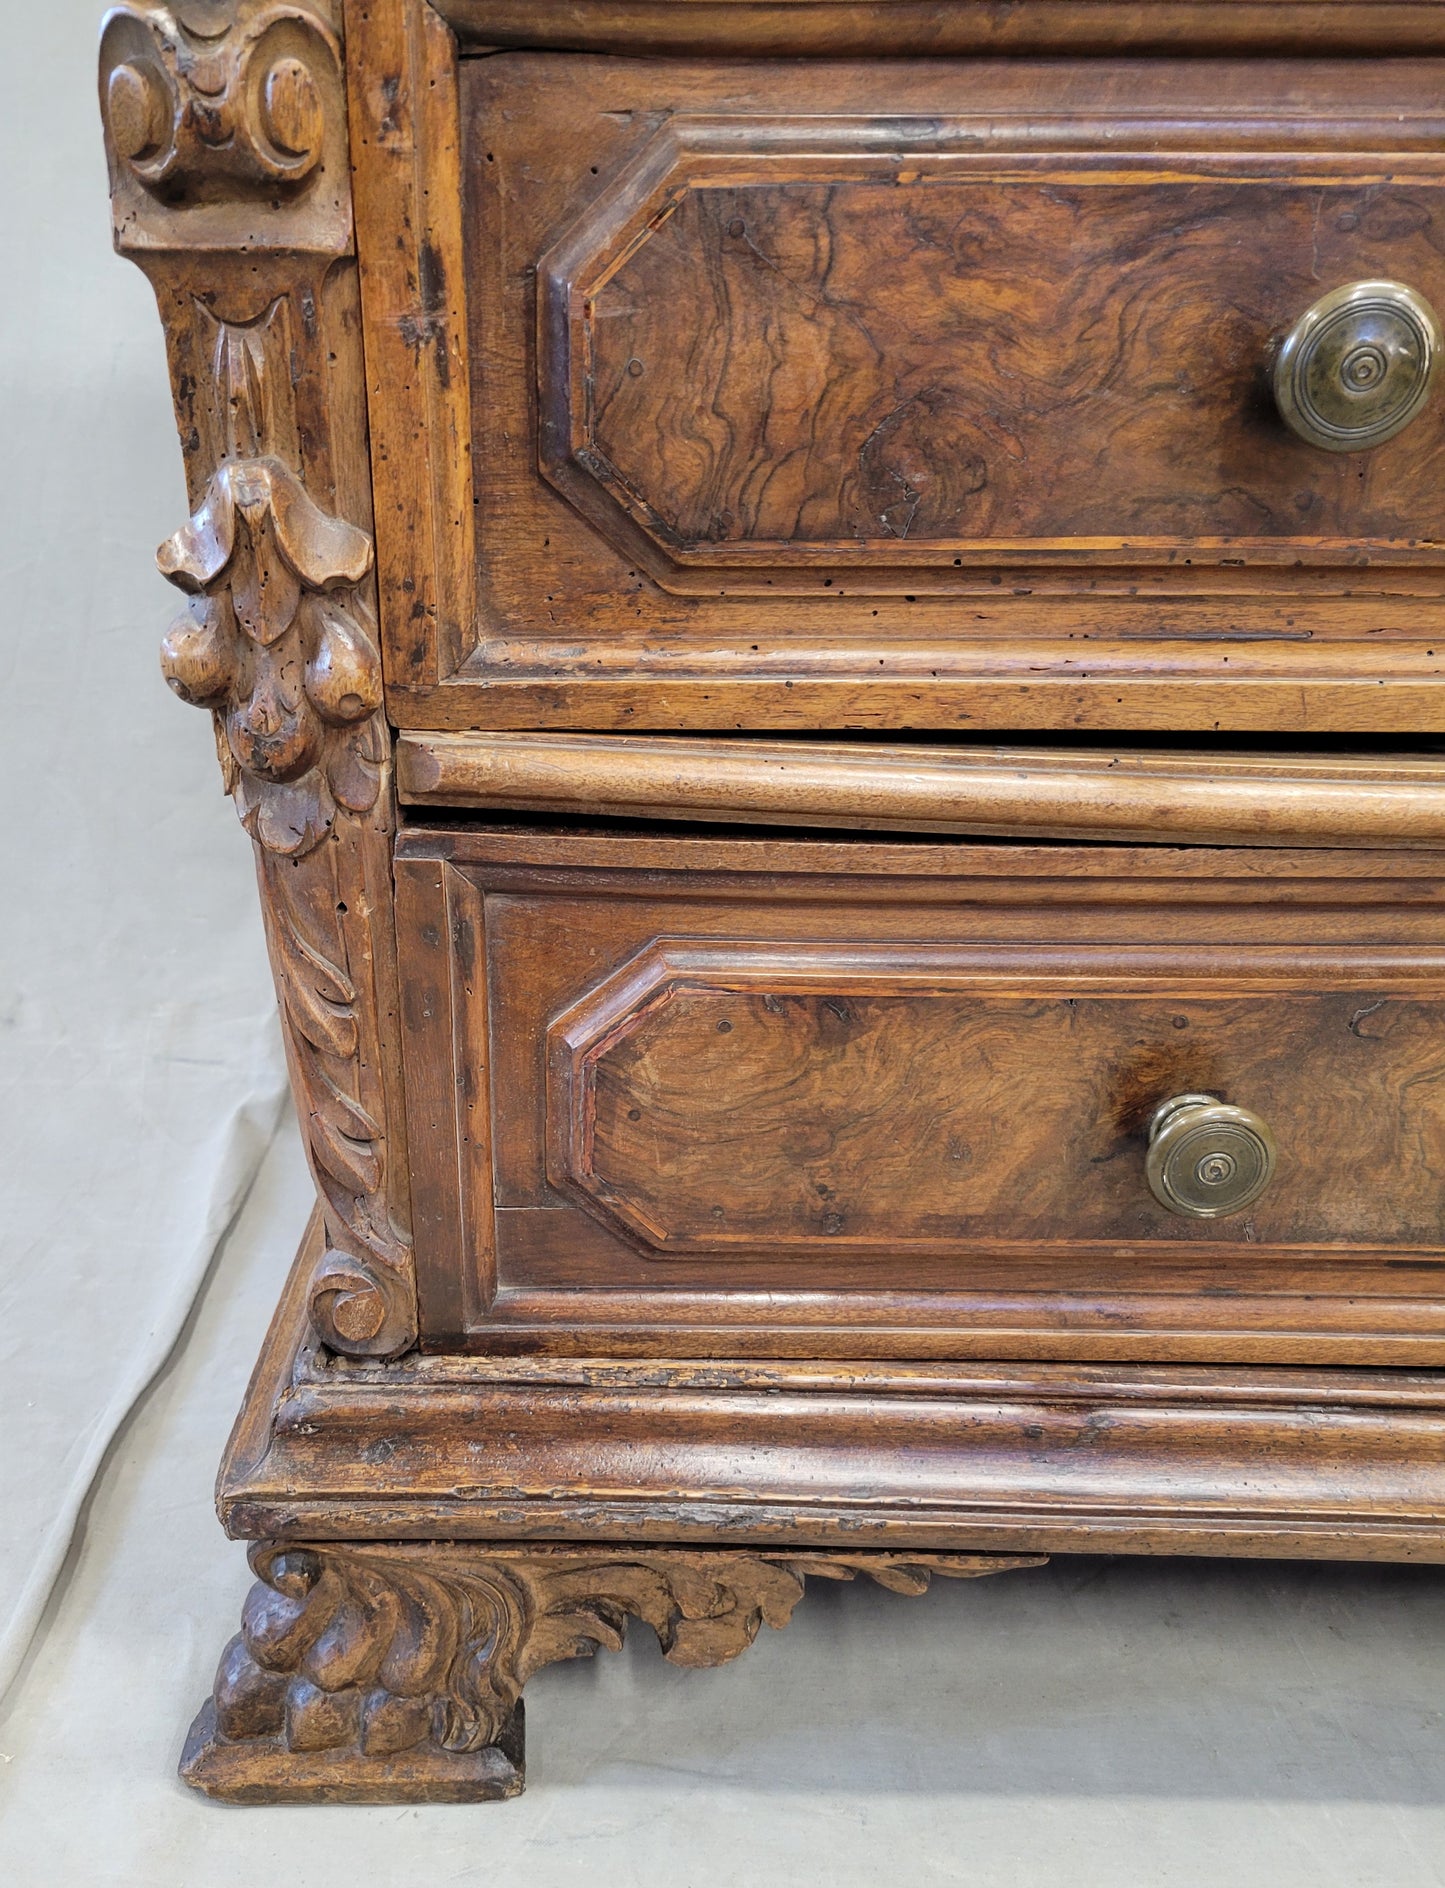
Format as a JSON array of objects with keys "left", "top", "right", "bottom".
[{"left": 179, "top": 1540, "right": 1044, "bottom": 1804}]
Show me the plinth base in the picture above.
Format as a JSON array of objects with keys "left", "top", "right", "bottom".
[
  {"left": 180, "top": 1699, "right": 526, "bottom": 1805},
  {"left": 180, "top": 1213, "right": 1445, "bottom": 1803}
]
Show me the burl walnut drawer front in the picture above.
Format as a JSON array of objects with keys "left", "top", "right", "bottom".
[
  {"left": 360, "top": 47, "right": 1445, "bottom": 730},
  {"left": 396, "top": 828, "right": 1445, "bottom": 1361}
]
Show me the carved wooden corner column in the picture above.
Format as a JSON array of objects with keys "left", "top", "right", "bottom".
[
  {"left": 179, "top": 1542, "right": 1043, "bottom": 1803},
  {"left": 100, "top": 0, "right": 416, "bottom": 1358}
]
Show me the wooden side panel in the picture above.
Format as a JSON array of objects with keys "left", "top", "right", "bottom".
[
  {"left": 395, "top": 856, "right": 495, "bottom": 1337},
  {"left": 345, "top": 0, "right": 474, "bottom": 687}
]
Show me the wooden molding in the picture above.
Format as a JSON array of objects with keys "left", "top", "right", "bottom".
[
  {"left": 215, "top": 1216, "right": 1445, "bottom": 1560},
  {"left": 428, "top": 1, "right": 1445, "bottom": 58},
  {"left": 103, "top": 0, "right": 418, "bottom": 1359},
  {"left": 397, "top": 732, "right": 1445, "bottom": 848}
]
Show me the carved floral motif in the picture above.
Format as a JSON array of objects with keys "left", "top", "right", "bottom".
[
  {"left": 182, "top": 1543, "right": 1044, "bottom": 1797},
  {"left": 158, "top": 304, "right": 383, "bottom": 857}
]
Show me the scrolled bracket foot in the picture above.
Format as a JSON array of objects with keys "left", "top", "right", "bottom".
[{"left": 179, "top": 1540, "right": 1044, "bottom": 1804}]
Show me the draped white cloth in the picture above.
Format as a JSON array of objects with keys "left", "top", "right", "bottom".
[{"left": 0, "top": 0, "right": 289, "bottom": 1702}]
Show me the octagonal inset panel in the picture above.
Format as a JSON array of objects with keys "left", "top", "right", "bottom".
[
  {"left": 544, "top": 938, "right": 1445, "bottom": 1258},
  {"left": 536, "top": 118, "right": 1445, "bottom": 593}
]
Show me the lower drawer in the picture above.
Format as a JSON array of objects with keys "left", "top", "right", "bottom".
[{"left": 396, "top": 824, "right": 1445, "bottom": 1361}]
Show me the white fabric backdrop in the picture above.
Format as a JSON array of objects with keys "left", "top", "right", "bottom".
[{"left": 0, "top": 0, "right": 289, "bottom": 1700}]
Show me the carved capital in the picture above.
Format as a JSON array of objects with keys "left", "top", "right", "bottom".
[
  {"left": 181, "top": 1543, "right": 1045, "bottom": 1802},
  {"left": 100, "top": 0, "right": 349, "bottom": 254}
]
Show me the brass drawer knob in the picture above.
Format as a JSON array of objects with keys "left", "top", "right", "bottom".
[
  {"left": 1145, "top": 1093, "right": 1277, "bottom": 1219},
  {"left": 1273, "top": 279, "right": 1441, "bottom": 452}
]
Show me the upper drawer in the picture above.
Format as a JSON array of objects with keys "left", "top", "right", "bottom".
[{"left": 357, "top": 45, "right": 1445, "bottom": 728}]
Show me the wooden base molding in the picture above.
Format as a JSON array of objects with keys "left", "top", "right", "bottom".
[
  {"left": 180, "top": 1540, "right": 1035, "bottom": 1803},
  {"left": 213, "top": 1218, "right": 1445, "bottom": 1560},
  {"left": 176, "top": 1213, "right": 1445, "bottom": 1800}
]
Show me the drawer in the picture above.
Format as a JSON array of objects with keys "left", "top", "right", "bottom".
[
  {"left": 358, "top": 42, "right": 1445, "bottom": 730},
  {"left": 396, "top": 823, "right": 1445, "bottom": 1361}
]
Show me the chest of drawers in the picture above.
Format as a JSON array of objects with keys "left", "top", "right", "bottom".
[{"left": 101, "top": 0, "right": 1445, "bottom": 1804}]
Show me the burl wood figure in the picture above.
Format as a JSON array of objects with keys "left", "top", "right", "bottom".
[{"left": 102, "top": 0, "right": 1445, "bottom": 1803}]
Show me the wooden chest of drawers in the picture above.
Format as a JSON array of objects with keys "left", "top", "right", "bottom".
[{"left": 100, "top": 0, "right": 1445, "bottom": 1805}]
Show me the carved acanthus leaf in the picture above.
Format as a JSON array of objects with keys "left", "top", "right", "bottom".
[
  {"left": 261, "top": 844, "right": 414, "bottom": 1358},
  {"left": 191, "top": 1543, "right": 1047, "bottom": 1787},
  {"left": 156, "top": 301, "right": 384, "bottom": 859},
  {"left": 148, "top": 292, "right": 409, "bottom": 1353}
]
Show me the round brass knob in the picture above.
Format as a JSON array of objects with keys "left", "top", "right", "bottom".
[
  {"left": 1145, "top": 1093, "right": 1276, "bottom": 1220},
  {"left": 1273, "top": 280, "right": 1441, "bottom": 452}
]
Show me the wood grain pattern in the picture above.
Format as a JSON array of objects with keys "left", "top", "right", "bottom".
[
  {"left": 395, "top": 823, "right": 1445, "bottom": 1359},
  {"left": 554, "top": 147, "right": 1445, "bottom": 569},
  {"left": 102, "top": 0, "right": 417, "bottom": 1358},
  {"left": 397, "top": 732, "right": 1445, "bottom": 848},
  {"left": 560, "top": 960, "right": 1445, "bottom": 1252},
  {"left": 181, "top": 1537, "right": 1032, "bottom": 1801},
  {"left": 431, "top": 1, "right": 1445, "bottom": 58}
]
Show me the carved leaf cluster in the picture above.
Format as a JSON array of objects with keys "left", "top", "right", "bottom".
[
  {"left": 160, "top": 455, "right": 382, "bottom": 856},
  {"left": 205, "top": 1545, "right": 1044, "bottom": 1766}
]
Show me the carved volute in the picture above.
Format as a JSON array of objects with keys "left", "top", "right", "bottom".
[{"left": 99, "top": 1, "right": 349, "bottom": 246}]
